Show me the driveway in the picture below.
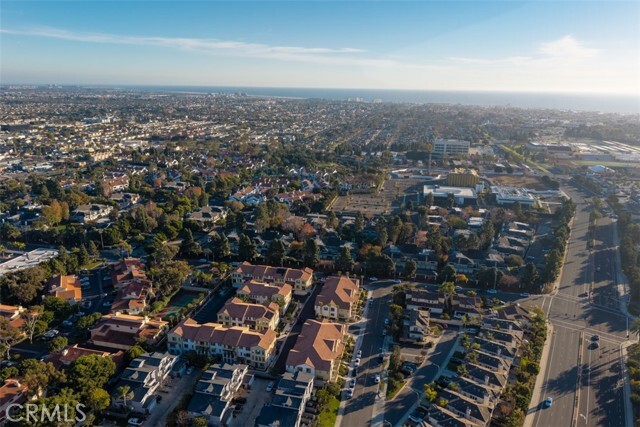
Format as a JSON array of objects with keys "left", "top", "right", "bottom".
[
  {"left": 142, "top": 368, "right": 201, "bottom": 426},
  {"left": 227, "top": 378, "right": 272, "bottom": 427}
]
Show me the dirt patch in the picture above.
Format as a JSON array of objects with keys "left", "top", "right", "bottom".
[{"left": 490, "top": 175, "right": 548, "bottom": 190}]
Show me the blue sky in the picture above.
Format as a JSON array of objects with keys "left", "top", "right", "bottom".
[{"left": 1, "top": 1, "right": 639, "bottom": 94}]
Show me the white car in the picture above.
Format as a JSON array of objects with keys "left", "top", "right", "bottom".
[
  {"left": 374, "top": 374, "right": 381, "bottom": 384},
  {"left": 354, "top": 358, "right": 361, "bottom": 368},
  {"left": 356, "top": 350, "right": 362, "bottom": 358},
  {"left": 368, "top": 277, "right": 378, "bottom": 281},
  {"left": 127, "top": 418, "right": 143, "bottom": 426},
  {"left": 346, "top": 388, "right": 353, "bottom": 398},
  {"left": 487, "top": 289, "right": 497, "bottom": 294}
]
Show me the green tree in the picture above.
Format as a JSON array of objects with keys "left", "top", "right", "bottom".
[
  {"left": 0, "top": 317, "right": 22, "bottom": 360},
  {"left": 441, "top": 264, "right": 456, "bottom": 283},
  {"left": 520, "top": 262, "right": 539, "bottom": 291},
  {"left": 19, "top": 360, "right": 65, "bottom": 398},
  {"left": 403, "top": 260, "right": 417, "bottom": 279},
  {"left": 21, "top": 305, "right": 43, "bottom": 343},
  {"left": 88, "top": 241, "right": 100, "bottom": 260},
  {"left": 77, "top": 245, "right": 90, "bottom": 267},
  {"left": 193, "top": 418, "right": 208, "bottom": 427},
  {"left": 424, "top": 382, "right": 438, "bottom": 402},
  {"left": 126, "top": 344, "right": 146, "bottom": 362},
  {"left": 238, "top": 234, "right": 258, "bottom": 261},
  {"left": 630, "top": 318, "right": 640, "bottom": 339},
  {"left": 86, "top": 387, "right": 111, "bottom": 411},
  {"left": 267, "top": 239, "right": 286, "bottom": 266},
  {"left": 215, "top": 234, "right": 231, "bottom": 258},
  {"left": 68, "top": 355, "right": 116, "bottom": 396},
  {"left": 335, "top": 246, "right": 355, "bottom": 273},
  {"left": 303, "top": 238, "right": 319, "bottom": 267},
  {"left": 48, "top": 336, "right": 68, "bottom": 353}
]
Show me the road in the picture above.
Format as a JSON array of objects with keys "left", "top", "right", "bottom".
[
  {"left": 530, "top": 186, "right": 629, "bottom": 427},
  {"left": 339, "top": 281, "right": 392, "bottom": 427},
  {"left": 384, "top": 329, "right": 458, "bottom": 426}
]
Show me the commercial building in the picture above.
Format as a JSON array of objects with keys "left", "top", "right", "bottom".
[
  {"left": 0, "top": 248, "right": 58, "bottom": 277},
  {"left": 433, "top": 139, "right": 470, "bottom": 157},
  {"left": 423, "top": 185, "right": 478, "bottom": 205},
  {"left": 446, "top": 168, "right": 480, "bottom": 187},
  {"left": 490, "top": 186, "right": 537, "bottom": 206}
]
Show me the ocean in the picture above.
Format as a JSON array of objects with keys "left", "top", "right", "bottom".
[{"left": 102, "top": 85, "right": 640, "bottom": 115}]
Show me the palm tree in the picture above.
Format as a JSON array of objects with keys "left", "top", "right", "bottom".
[{"left": 117, "top": 385, "right": 133, "bottom": 410}]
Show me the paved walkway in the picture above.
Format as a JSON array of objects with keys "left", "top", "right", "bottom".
[{"left": 524, "top": 322, "right": 554, "bottom": 427}]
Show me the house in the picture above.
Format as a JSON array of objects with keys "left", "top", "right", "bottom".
[
  {"left": 111, "top": 352, "right": 177, "bottom": 413},
  {"left": 256, "top": 371, "right": 314, "bottom": 427},
  {"left": 314, "top": 276, "right": 360, "bottom": 321},
  {"left": 186, "top": 363, "right": 248, "bottom": 426},
  {"left": 236, "top": 281, "right": 292, "bottom": 314},
  {"left": 47, "top": 275, "right": 82, "bottom": 304},
  {"left": 167, "top": 319, "right": 276, "bottom": 369},
  {"left": 0, "top": 379, "right": 29, "bottom": 425},
  {"left": 401, "top": 308, "right": 430, "bottom": 344},
  {"left": 427, "top": 405, "right": 478, "bottom": 427},
  {"left": 71, "top": 204, "right": 113, "bottom": 223},
  {"left": 449, "top": 252, "right": 477, "bottom": 274},
  {"left": 110, "top": 258, "right": 154, "bottom": 315},
  {"left": 217, "top": 298, "right": 280, "bottom": 332},
  {"left": 0, "top": 304, "right": 26, "bottom": 329},
  {"left": 438, "top": 388, "right": 492, "bottom": 427},
  {"left": 187, "top": 206, "right": 227, "bottom": 230},
  {"left": 452, "top": 295, "right": 483, "bottom": 319},
  {"left": 45, "top": 344, "right": 125, "bottom": 370},
  {"left": 405, "top": 290, "right": 444, "bottom": 314},
  {"left": 231, "top": 262, "right": 314, "bottom": 295},
  {"left": 89, "top": 313, "right": 168, "bottom": 351},
  {"left": 109, "top": 192, "right": 140, "bottom": 208},
  {"left": 285, "top": 320, "right": 346, "bottom": 382}
]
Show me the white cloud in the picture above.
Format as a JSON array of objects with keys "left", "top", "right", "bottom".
[
  {"left": 0, "top": 27, "right": 384, "bottom": 67},
  {"left": 538, "top": 35, "right": 600, "bottom": 59}
]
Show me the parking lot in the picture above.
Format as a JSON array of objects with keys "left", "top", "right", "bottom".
[{"left": 227, "top": 377, "right": 273, "bottom": 427}]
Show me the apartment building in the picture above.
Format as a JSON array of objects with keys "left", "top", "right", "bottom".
[
  {"left": 89, "top": 313, "right": 168, "bottom": 351},
  {"left": 217, "top": 298, "right": 280, "bottom": 332},
  {"left": 167, "top": 319, "right": 276, "bottom": 369},
  {"left": 111, "top": 352, "right": 177, "bottom": 413},
  {"left": 236, "top": 280, "right": 292, "bottom": 314},
  {"left": 285, "top": 320, "right": 346, "bottom": 382},
  {"left": 186, "top": 363, "right": 248, "bottom": 426},
  {"left": 231, "top": 262, "right": 313, "bottom": 295},
  {"left": 314, "top": 276, "right": 360, "bottom": 321}
]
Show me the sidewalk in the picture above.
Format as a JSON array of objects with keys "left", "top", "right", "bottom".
[{"left": 524, "top": 322, "right": 554, "bottom": 427}]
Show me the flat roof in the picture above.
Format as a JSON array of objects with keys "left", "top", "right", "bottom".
[
  {"left": 0, "top": 248, "right": 59, "bottom": 277},
  {"left": 423, "top": 185, "right": 477, "bottom": 198}
]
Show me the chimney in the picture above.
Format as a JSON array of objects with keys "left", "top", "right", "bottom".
[
  {"left": 508, "top": 323, "right": 513, "bottom": 331},
  {"left": 497, "top": 348, "right": 502, "bottom": 356},
  {"left": 484, "top": 375, "right": 489, "bottom": 385},
  {"left": 466, "top": 406, "right": 472, "bottom": 419}
]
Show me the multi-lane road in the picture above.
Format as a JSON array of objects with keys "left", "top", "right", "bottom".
[{"left": 530, "top": 186, "right": 631, "bottom": 427}]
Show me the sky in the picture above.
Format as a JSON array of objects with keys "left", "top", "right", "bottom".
[{"left": 1, "top": 1, "right": 639, "bottom": 95}]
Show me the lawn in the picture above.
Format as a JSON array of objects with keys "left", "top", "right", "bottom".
[
  {"left": 317, "top": 395, "right": 340, "bottom": 427},
  {"left": 575, "top": 160, "right": 640, "bottom": 168},
  {"left": 158, "top": 289, "right": 203, "bottom": 320}
]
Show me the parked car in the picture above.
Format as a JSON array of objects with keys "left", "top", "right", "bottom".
[
  {"left": 374, "top": 374, "right": 381, "bottom": 384},
  {"left": 368, "top": 277, "right": 378, "bottom": 281},
  {"left": 591, "top": 342, "right": 600, "bottom": 349},
  {"left": 487, "top": 289, "right": 497, "bottom": 294},
  {"left": 346, "top": 388, "right": 353, "bottom": 398},
  {"left": 349, "top": 378, "right": 356, "bottom": 389},
  {"left": 544, "top": 397, "right": 553, "bottom": 408},
  {"left": 520, "top": 292, "right": 530, "bottom": 297},
  {"left": 357, "top": 350, "right": 362, "bottom": 358},
  {"left": 591, "top": 334, "right": 600, "bottom": 341},
  {"left": 354, "top": 358, "right": 361, "bottom": 368},
  {"left": 466, "top": 328, "right": 478, "bottom": 334},
  {"left": 393, "top": 279, "right": 402, "bottom": 284},
  {"left": 266, "top": 381, "right": 275, "bottom": 392},
  {"left": 186, "top": 367, "right": 194, "bottom": 375},
  {"left": 127, "top": 418, "right": 143, "bottom": 426}
]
